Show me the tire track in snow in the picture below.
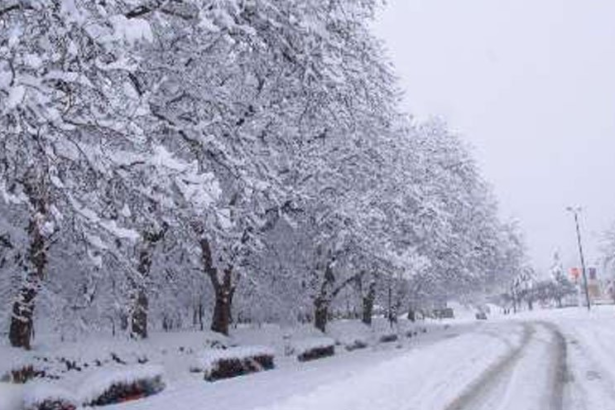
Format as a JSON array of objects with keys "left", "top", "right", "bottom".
[
  {"left": 442, "top": 323, "right": 533, "bottom": 410},
  {"left": 443, "top": 322, "right": 567, "bottom": 410},
  {"left": 541, "top": 322, "right": 568, "bottom": 410}
]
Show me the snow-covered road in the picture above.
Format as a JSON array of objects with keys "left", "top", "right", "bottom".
[{"left": 444, "top": 322, "right": 566, "bottom": 410}]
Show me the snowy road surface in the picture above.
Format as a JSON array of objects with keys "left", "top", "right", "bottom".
[{"left": 443, "top": 322, "right": 567, "bottom": 410}]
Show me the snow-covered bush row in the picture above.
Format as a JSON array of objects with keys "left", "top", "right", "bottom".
[
  {"left": 0, "top": 347, "right": 153, "bottom": 385},
  {"left": 191, "top": 347, "right": 275, "bottom": 382},
  {"left": 0, "top": 0, "right": 527, "bottom": 352}
]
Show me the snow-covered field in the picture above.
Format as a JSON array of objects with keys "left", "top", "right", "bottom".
[{"left": 3, "top": 306, "right": 615, "bottom": 410}]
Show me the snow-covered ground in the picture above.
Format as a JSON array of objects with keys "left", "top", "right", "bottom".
[{"left": 3, "top": 305, "right": 615, "bottom": 410}]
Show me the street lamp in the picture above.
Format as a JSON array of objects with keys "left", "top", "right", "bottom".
[{"left": 566, "top": 206, "right": 591, "bottom": 311}]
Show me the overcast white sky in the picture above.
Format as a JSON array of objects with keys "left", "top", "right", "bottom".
[{"left": 373, "top": 0, "right": 615, "bottom": 276}]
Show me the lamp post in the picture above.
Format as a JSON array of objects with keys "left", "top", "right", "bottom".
[{"left": 566, "top": 206, "right": 591, "bottom": 311}]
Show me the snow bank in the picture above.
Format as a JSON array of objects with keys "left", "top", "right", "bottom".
[{"left": 192, "top": 346, "right": 276, "bottom": 381}]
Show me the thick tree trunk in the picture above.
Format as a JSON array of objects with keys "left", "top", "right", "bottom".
[
  {"left": 210, "top": 268, "right": 235, "bottom": 336},
  {"left": 200, "top": 238, "right": 236, "bottom": 336},
  {"left": 130, "top": 228, "right": 165, "bottom": 339},
  {"left": 9, "top": 284, "right": 38, "bottom": 350},
  {"left": 314, "top": 297, "right": 329, "bottom": 333},
  {"left": 131, "top": 288, "right": 149, "bottom": 338},
  {"left": 9, "top": 204, "right": 47, "bottom": 350},
  {"left": 361, "top": 281, "right": 376, "bottom": 326},
  {"left": 211, "top": 291, "right": 232, "bottom": 335}
]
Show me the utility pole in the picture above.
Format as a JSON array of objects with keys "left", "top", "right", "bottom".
[{"left": 567, "top": 207, "right": 591, "bottom": 311}]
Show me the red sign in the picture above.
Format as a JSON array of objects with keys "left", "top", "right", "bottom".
[{"left": 570, "top": 267, "right": 580, "bottom": 281}]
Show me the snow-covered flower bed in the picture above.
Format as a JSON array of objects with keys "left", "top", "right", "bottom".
[
  {"left": 80, "top": 365, "right": 165, "bottom": 406},
  {"left": 378, "top": 333, "right": 399, "bottom": 343},
  {"left": 341, "top": 337, "right": 369, "bottom": 351},
  {"left": 290, "top": 338, "right": 336, "bottom": 362},
  {"left": 23, "top": 382, "right": 77, "bottom": 410},
  {"left": 191, "top": 346, "right": 275, "bottom": 382},
  {"left": 0, "top": 348, "right": 44, "bottom": 384}
]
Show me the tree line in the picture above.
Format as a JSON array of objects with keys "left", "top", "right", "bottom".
[{"left": 0, "top": 0, "right": 525, "bottom": 350}]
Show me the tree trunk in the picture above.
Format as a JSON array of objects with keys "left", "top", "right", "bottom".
[
  {"left": 210, "top": 268, "right": 235, "bottom": 336},
  {"left": 361, "top": 281, "right": 376, "bottom": 326},
  {"left": 314, "top": 296, "right": 329, "bottom": 333},
  {"left": 130, "top": 228, "right": 165, "bottom": 339},
  {"left": 198, "top": 301, "right": 204, "bottom": 331},
  {"left": 211, "top": 290, "right": 232, "bottom": 335},
  {"left": 131, "top": 288, "right": 149, "bottom": 338},
  {"left": 193, "top": 301, "right": 205, "bottom": 330},
  {"left": 199, "top": 238, "right": 236, "bottom": 336},
  {"left": 9, "top": 203, "right": 47, "bottom": 350},
  {"left": 9, "top": 283, "right": 38, "bottom": 350}
]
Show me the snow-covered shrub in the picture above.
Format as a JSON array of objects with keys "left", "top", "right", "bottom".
[
  {"left": 23, "top": 383, "right": 77, "bottom": 410},
  {"left": 1, "top": 364, "right": 47, "bottom": 384},
  {"left": 0, "top": 349, "right": 44, "bottom": 383},
  {"left": 291, "top": 338, "right": 336, "bottom": 362},
  {"left": 333, "top": 333, "right": 369, "bottom": 351},
  {"left": 80, "top": 365, "right": 165, "bottom": 406},
  {"left": 191, "top": 347, "right": 275, "bottom": 382},
  {"left": 378, "top": 333, "right": 398, "bottom": 343},
  {"left": 343, "top": 338, "right": 369, "bottom": 352},
  {"left": 405, "top": 330, "right": 417, "bottom": 338}
]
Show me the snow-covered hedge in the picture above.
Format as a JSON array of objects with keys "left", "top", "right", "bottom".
[
  {"left": 335, "top": 335, "right": 369, "bottom": 352},
  {"left": 0, "top": 348, "right": 45, "bottom": 384},
  {"left": 80, "top": 365, "right": 165, "bottom": 406},
  {"left": 291, "top": 338, "right": 336, "bottom": 362},
  {"left": 23, "top": 383, "right": 77, "bottom": 410},
  {"left": 191, "top": 346, "right": 275, "bottom": 382},
  {"left": 378, "top": 333, "right": 398, "bottom": 343},
  {"left": 405, "top": 329, "right": 418, "bottom": 338},
  {"left": 1, "top": 364, "right": 47, "bottom": 384}
]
